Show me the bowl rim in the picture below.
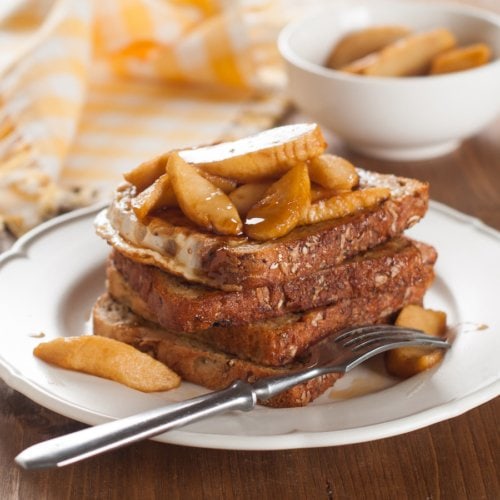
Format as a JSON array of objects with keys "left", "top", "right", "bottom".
[{"left": 277, "top": 0, "right": 500, "bottom": 86}]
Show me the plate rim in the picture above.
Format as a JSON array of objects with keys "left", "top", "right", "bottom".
[{"left": 1, "top": 200, "right": 499, "bottom": 450}]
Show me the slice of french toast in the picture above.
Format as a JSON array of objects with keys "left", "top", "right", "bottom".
[
  {"left": 109, "top": 237, "right": 436, "bottom": 333},
  {"left": 96, "top": 169, "right": 428, "bottom": 291}
]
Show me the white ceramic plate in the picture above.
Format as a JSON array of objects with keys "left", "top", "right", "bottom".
[{"left": 0, "top": 202, "right": 498, "bottom": 450}]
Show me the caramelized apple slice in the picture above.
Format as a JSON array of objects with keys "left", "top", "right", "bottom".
[
  {"left": 124, "top": 152, "right": 170, "bottom": 192},
  {"left": 430, "top": 43, "right": 491, "bottom": 75},
  {"left": 34, "top": 336, "right": 181, "bottom": 392},
  {"left": 326, "top": 25, "right": 411, "bottom": 69},
  {"left": 229, "top": 182, "right": 272, "bottom": 217},
  {"left": 201, "top": 172, "right": 238, "bottom": 193},
  {"left": 245, "top": 163, "right": 310, "bottom": 240},
  {"left": 311, "top": 184, "right": 341, "bottom": 202},
  {"left": 308, "top": 154, "right": 359, "bottom": 190},
  {"left": 341, "top": 53, "right": 378, "bottom": 75},
  {"left": 385, "top": 305, "right": 447, "bottom": 379},
  {"left": 301, "top": 187, "right": 390, "bottom": 225},
  {"left": 343, "top": 28, "right": 456, "bottom": 76},
  {"left": 168, "top": 153, "right": 242, "bottom": 235},
  {"left": 179, "top": 123, "right": 326, "bottom": 183},
  {"left": 131, "top": 173, "right": 177, "bottom": 220}
]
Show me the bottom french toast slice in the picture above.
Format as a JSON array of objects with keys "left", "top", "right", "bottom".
[{"left": 92, "top": 294, "right": 342, "bottom": 408}]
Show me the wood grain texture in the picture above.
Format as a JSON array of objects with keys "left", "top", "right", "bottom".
[
  {"left": 0, "top": 378, "right": 499, "bottom": 500},
  {"left": 1, "top": 115, "right": 499, "bottom": 500}
]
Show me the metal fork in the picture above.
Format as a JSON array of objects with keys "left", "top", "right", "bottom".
[{"left": 15, "top": 325, "right": 450, "bottom": 470}]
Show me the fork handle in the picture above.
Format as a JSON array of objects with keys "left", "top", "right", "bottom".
[
  {"left": 253, "top": 365, "right": 328, "bottom": 401},
  {"left": 15, "top": 380, "right": 256, "bottom": 470}
]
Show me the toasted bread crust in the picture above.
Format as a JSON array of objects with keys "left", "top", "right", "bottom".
[
  {"left": 107, "top": 262, "right": 433, "bottom": 366},
  {"left": 110, "top": 238, "right": 436, "bottom": 333},
  {"left": 96, "top": 170, "right": 428, "bottom": 291},
  {"left": 92, "top": 293, "right": 343, "bottom": 408}
]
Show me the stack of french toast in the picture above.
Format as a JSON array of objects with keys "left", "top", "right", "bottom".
[{"left": 93, "top": 123, "right": 435, "bottom": 407}]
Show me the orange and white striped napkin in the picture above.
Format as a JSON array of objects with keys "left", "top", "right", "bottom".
[
  {"left": 0, "top": 0, "right": 296, "bottom": 240},
  {"left": 0, "top": 0, "right": 91, "bottom": 238}
]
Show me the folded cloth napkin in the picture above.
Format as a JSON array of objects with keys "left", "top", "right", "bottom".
[
  {"left": 0, "top": 0, "right": 91, "bottom": 240},
  {"left": 0, "top": 0, "right": 296, "bottom": 243}
]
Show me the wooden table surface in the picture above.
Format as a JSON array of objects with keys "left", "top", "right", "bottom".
[{"left": 1, "top": 116, "right": 499, "bottom": 499}]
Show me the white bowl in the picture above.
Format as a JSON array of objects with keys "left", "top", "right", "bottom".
[{"left": 278, "top": 1, "right": 500, "bottom": 160}]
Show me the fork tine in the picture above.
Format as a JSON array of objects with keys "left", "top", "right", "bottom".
[
  {"left": 335, "top": 325, "right": 428, "bottom": 347},
  {"left": 342, "top": 330, "right": 442, "bottom": 350},
  {"left": 308, "top": 324, "right": 450, "bottom": 370},
  {"left": 333, "top": 324, "right": 389, "bottom": 342},
  {"left": 334, "top": 324, "right": 422, "bottom": 343},
  {"left": 341, "top": 335, "right": 450, "bottom": 372},
  {"left": 352, "top": 335, "right": 450, "bottom": 354}
]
